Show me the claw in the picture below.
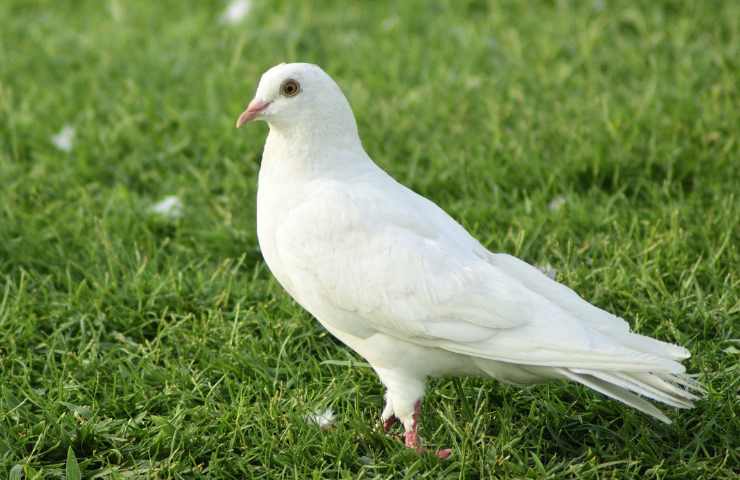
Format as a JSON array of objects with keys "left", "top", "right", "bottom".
[{"left": 383, "top": 414, "right": 398, "bottom": 432}]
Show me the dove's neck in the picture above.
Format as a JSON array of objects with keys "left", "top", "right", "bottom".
[{"left": 262, "top": 104, "right": 373, "bottom": 178}]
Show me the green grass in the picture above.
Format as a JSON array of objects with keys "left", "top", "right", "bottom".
[{"left": 1, "top": 0, "right": 738, "bottom": 478}]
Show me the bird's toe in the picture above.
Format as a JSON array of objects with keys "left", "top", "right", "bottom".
[
  {"left": 434, "top": 448, "right": 452, "bottom": 459},
  {"left": 382, "top": 415, "right": 399, "bottom": 432}
]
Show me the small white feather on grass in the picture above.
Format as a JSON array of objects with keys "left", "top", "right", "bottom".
[
  {"left": 305, "top": 408, "right": 335, "bottom": 430},
  {"left": 548, "top": 195, "right": 567, "bottom": 211},
  {"left": 51, "top": 125, "right": 75, "bottom": 152},
  {"left": 220, "top": 0, "right": 251, "bottom": 25},
  {"left": 149, "top": 195, "right": 183, "bottom": 219}
]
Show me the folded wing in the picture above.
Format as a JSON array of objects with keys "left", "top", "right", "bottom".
[{"left": 277, "top": 179, "right": 688, "bottom": 375}]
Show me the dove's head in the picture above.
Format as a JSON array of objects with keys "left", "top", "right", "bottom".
[{"left": 236, "top": 63, "right": 358, "bottom": 139}]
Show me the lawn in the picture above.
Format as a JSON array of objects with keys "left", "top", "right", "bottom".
[{"left": 1, "top": 0, "right": 738, "bottom": 478}]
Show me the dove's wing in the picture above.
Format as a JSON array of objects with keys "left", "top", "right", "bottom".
[
  {"left": 276, "top": 178, "right": 526, "bottom": 344},
  {"left": 277, "top": 175, "right": 686, "bottom": 373},
  {"left": 480, "top": 252, "right": 689, "bottom": 360}
]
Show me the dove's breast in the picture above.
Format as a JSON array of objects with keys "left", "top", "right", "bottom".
[
  {"left": 255, "top": 159, "right": 371, "bottom": 334},
  {"left": 254, "top": 155, "right": 513, "bottom": 380},
  {"left": 255, "top": 170, "right": 304, "bottom": 300},
  {"left": 255, "top": 140, "right": 367, "bottom": 295}
]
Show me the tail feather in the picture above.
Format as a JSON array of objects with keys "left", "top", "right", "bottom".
[
  {"left": 574, "top": 370, "right": 695, "bottom": 409},
  {"left": 664, "top": 373, "right": 706, "bottom": 394},
  {"left": 624, "top": 372, "right": 702, "bottom": 402},
  {"left": 558, "top": 368, "right": 672, "bottom": 423},
  {"left": 559, "top": 367, "right": 703, "bottom": 423}
]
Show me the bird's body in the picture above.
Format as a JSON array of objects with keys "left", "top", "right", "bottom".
[{"left": 238, "top": 63, "right": 701, "bottom": 454}]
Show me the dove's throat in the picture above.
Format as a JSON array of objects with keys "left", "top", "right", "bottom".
[{"left": 263, "top": 116, "right": 370, "bottom": 176}]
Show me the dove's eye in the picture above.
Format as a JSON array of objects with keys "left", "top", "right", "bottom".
[{"left": 280, "top": 79, "right": 301, "bottom": 97}]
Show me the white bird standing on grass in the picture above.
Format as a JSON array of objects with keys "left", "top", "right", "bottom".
[{"left": 236, "top": 63, "right": 702, "bottom": 457}]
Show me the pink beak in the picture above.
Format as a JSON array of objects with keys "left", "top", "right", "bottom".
[{"left": 235, "top": 99, "right": 271, "bottom": 128}]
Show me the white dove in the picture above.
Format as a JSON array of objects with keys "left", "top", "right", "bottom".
[{"left": 236, "top": 63, "right": 702, "bottom": 457}]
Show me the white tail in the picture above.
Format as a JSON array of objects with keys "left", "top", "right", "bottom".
[{"left": 558, "top": 368, "right": 704, "bottom": 424}]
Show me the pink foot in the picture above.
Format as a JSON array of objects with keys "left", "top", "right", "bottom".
[
  {"left": 402, "top": 400, "right": 452, "bottom": 459},
  {"left": 404, "top": 401, "right": 424, "bottom": 452},
  {"left": 404, "top": 431, "right": 451, "bottom": 458},
  {"left": 404, "top": 430, "right": 422, "bottom": 452},
  {"left": 435, "top": 448, "right": 452, "bottom": 459},
  {"left": 383, "top": 415, "right": 398, "bottom": 432}
]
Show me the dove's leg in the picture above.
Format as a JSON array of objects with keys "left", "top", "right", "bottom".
[
  {"left": 402, "top": 400, "right": 423, "bottom": 451},
  {"left": 401, "top": 400, "right": 451, "bottom": 459},
  {"left": 381, "top": 392, "right": 398, "bottom": 432},
  {"left": 375, "top": 368, "right": 451, "bottom": 458},
  {"left": 375, "top": 368, "right": 424, "bottom": 445}
]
